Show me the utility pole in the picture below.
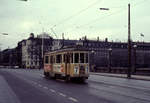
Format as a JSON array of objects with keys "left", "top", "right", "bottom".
[
  {"left": 127, "top": 4, "right": 132, "bottom": 78},
  {"left": 41, "top": 28, "right": 44, "bottom": 69},
  {"left": 108, "top": 48, "right": 112, "bottom": 73},
  {"left": 62, "top": 33, "right": 64, "bottom": 47}
]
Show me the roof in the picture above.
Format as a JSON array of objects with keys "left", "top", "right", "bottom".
[{"left": 45, "top": 45, "right": 89, "bottom": 55}]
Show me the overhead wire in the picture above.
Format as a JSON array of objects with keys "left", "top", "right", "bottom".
[
  {"left": 77, "top": 0, "right": 150, "bottom": 29},
  {"left": 50, "top": 0, "right": 103, "bottom": 38},
  {"left": 50, "top": 0, "right": 149, "bottom": 39},
  {"left": 50, "top": 0, "right": 103, "bottom": 29}
]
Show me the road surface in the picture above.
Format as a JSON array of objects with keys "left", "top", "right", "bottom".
[{"left": 0, "top": 68, "right": 150, "bottom": 103}]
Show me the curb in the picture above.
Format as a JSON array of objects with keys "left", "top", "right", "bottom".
[{"left": 90, "top": 72, "right": 150, "bottom": 81}]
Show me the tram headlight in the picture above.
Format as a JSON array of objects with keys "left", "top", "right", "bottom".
[{"left": 74, "top": 66, "right": 79, "bottom": 74}]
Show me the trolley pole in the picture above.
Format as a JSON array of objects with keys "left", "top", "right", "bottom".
[{"left": 127, "top": 4, "right": 132, "bottom": 78}]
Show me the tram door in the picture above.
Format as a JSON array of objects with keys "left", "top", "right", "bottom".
[{"left": 64, "top": 53, "right": 71, "bottom": 76}]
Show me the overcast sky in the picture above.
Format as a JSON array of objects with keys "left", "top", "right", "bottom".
[{"left": 0, "top": 0, "right": 150, "bottom": 50}]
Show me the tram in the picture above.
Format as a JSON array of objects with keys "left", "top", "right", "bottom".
[{"left": 43, "top": 46, "right": 89, "bottom": 82}]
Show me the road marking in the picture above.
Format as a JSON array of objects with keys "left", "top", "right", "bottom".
[
  {"left": 68, "top": 97, "right": 78, "bottom": 102},
  {"left": 39, "top": 74, "right": 45, "bottom": 77},
  {"left": 49, "top": 89, "right": 56, "bottom": 93},
  {"left": 43, "top": 86, "right": 48, "bottom": 89},
  {"left": 58, "top": 92, "right": 66, "bottom": 97},
  {"left": 33, "top": 82, "right": 37, "bottom": 85},
  {"left": 38, "top": 84, "right": 42, "bottom": 87}
]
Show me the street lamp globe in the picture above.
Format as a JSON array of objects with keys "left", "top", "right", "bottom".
[
  {"left": 108, "top": 48, "right": 112, "bottom": 51},
  {"left": 133, "top": 44, "right": 137, "bottom": 48},
  {"left": 91, "top": 50, "right": 95, "bottom": 53}
]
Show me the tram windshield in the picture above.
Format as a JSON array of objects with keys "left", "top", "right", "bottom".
[{"left": 74, "top": 52, "right": 88, "bottom": 63}]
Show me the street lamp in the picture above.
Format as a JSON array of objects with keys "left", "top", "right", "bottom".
[
  {"left": 108, "top": 48, "right": 112, "bottom": 73},
  {"left": 133, "top": 44, "right": 137, "bottom": 74},
  {"left": 0, "top": 33, "right": 9, "bottom": 66},
  {"left": 99, "top": 8, "right": 109, "bottom": 10},
  {"left": 1, "top": 33, "right": 8, "bottom": 35},
  {"left": 19, "top": 0, "right": 28, "bottom": 1},
  {"left": 0, "top": 33, "right": 9, "bottom": 49},
  {"left": 91, "top": 50, "right": 95, "bottom": 72}
]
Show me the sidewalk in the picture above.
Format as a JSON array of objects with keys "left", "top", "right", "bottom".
[{"left": 90, "top": 72, "right": 150, "bottom": 81}]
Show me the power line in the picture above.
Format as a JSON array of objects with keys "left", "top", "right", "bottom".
[
  {"left": 77, "top": 0, "right": 149, "bottom": 29},
  {"left": 51, "top": 0, "right": 103, "bottom": 29},
  {"left": 78, "top": 8, "right": 126, "bottom": 28},
  {"left": 50, "top": 0, "right": 149, "bottom": 38}
]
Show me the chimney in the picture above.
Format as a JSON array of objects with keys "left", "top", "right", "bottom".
[
  {"left": 97, "top": 36, "right": 99, "bottom": 41},
  {"left": 105, "top": 38, "right": 108, "bottom": 42}
]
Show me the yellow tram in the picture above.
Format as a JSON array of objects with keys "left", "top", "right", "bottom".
[{"left": 43, "top": 46, "right": 89, "bottom": 82}]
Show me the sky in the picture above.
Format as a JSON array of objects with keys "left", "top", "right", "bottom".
[{"left": 0, "top": 0, "right": 150, "bottom": 50}]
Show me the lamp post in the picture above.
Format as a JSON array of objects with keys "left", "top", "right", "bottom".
[
  {"left": 133, "top": 44, "right": 137, "bottom": 74},
  {"left": 91, "top": 50, "right": 95, "bottom": 72},
  {"left": 0, "top": 33, "right": 8, "bottom": 67},
  {"left": 127, "top": 3, "right": 132, "bottom": 78},
  {"left": 108, "top": 48, "right": 112, "bottom": 73},
  {"left": 0, "top": 33, "right": 9, "bottom": 49}
]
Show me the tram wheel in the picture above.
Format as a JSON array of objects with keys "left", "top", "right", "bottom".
[
  {"left": 80, "top": 77, "right": 86, "bottom": 83},
  {"left": 44, "top": 72, "right": 49, "bottom": 77},
  {"left": 65, "top": 76, "right": 71, "bottom": 82}
]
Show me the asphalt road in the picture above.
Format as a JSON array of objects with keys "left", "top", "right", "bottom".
[{"left": 0, "top": 69, "right": 150, "bottom": 103}]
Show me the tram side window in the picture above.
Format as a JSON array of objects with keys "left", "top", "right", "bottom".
[
  {"left": 63, "top": 54, "right": 66, "bottom": 63},
  {"left": 50, "top": 56, "right": 53, "bottom": 63},
  {"left": 45, "top": 56, "right": 49, "bottom": 64},
  {"left": 80, "top": 53, "right": 84, "bottom": 63},
  {"left": 56, "top": 54, "right": 62, "bottom": 63},
  {"left": 74, "top": 53, "right": 79, "bottom": 63},
  {"left": 85, "top": 53, "right": 89, "bottom": 63},
  {"left": 71, "top": 53, "right": 73, "bottom": 63}
]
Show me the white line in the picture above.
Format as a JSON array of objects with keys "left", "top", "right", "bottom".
[
  {"left": 49, "top": 89, "right": 56, "bottom": 93},
  {"left": 33, "top": 82, "right": 37, "bottom": 85},
  {"left": 68, "top": 97, "right": 78, "bottom": 102},
  {"left": 38, "top": 84, "right": 42, "bottom": 87},
  {"left": 43, "top": 86, "right": 48, "bottom": 89},
  {"left": 58, "top": 92, "right": 66, "bottom": 97},
  {"left": 39, "top": 74, "right": 45, "bottom": 77}
]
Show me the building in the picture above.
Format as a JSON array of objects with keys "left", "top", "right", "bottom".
[
  {"left": 20, "top": 33, "right": 53, "bottom": 69},
  {"left": 1, "top": 33, "right": 150, "bottom": 72},
  {"left": 0, "top": 48, "right": 18, "bottom": 67},
  {"left": 52, "top": 36, "right": 150, "bottom": 71},
  {"left": 76, "top": 37, "right": 150, "bottom": 72},
  {"left": 52, "top": 39, "right": 78, "bottom": 50}
]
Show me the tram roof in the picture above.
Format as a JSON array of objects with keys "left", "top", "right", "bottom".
[{"left": 45, "top": 46, "right": 89, "bottom": 55}]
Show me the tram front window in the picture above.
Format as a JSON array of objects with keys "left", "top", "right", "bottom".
[
  {"left": 80, "top": 53, "right": 84, "bottom": 63},
  {"left": 85, "top": 53, "right": 88, "bottom": 63},
  {"left": 50, "top": 56, "right": 53, "bottom": 63},
  {"left": 74, "top": 53, "right": 79, "bottom": 63}
]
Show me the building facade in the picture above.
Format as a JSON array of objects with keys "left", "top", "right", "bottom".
[
  {"left": 1, "top": 34, "right": 150, "bottom": 71},
  {"left": 20, "top": 33, "right": 53, "bottom": 69},
  {"left": 77, "top": 38, "right": 150, "bottom": 71}
]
